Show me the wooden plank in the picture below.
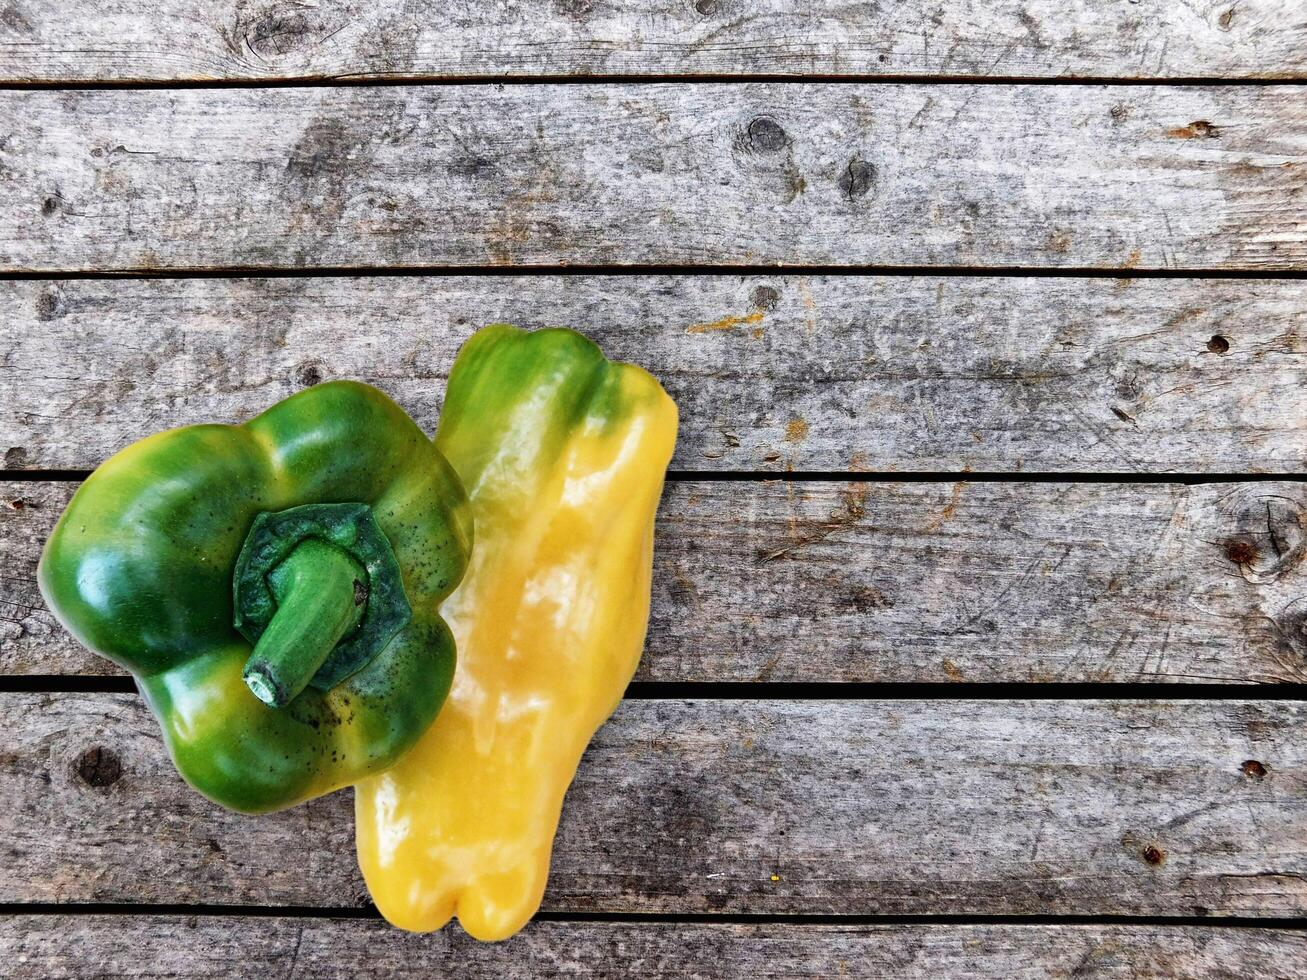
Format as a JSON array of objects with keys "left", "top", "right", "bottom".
[
  {"left": 3, "top": 1, "right": 1305, "bottom": 84},
  {"left": 2, "top": 695, "right": 1303, "bottom": 915},
  {"left": 8, "top": 85, "right": 1306, "bottom": 272},
  {"left": 8, "top": 479, "right": 1307, "bottom": 684},
  {"left": 4, "top": 276, "right": 1304, "bottom": 474},
  {"left": 3, "top": 917, "right": 1305, "bottom": 979}
]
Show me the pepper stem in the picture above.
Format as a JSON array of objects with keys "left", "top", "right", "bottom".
[{"left": 242, "top": 538, "right": 367, "bottom": 708}]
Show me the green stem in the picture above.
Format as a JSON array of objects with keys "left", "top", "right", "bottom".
[{"left": 242, "top": 539, "right": 367, "bottom": 708}]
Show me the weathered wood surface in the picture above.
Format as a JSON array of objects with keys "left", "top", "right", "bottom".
[
  {"left": 3, "top": 918, "right": 1305, "bottom": 980},
  {"left": 4, "top": 1, "right": 1305, "bottom": 84},
  {"left": 8, "top": 479, "right": 1307, "bottom": 684},
  {"left": 10, "top": 85, "right": 1307, "bottom": 272},
  {"left": 5, "top": 277, "right": 1305, "bottom": 474},
  {"left": 3, "top": 695, "right": 1303, "bottom": 914}
]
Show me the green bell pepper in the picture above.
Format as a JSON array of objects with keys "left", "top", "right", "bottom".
[{"left": 38, "top": 381, "right": 473, "bottom": 814}]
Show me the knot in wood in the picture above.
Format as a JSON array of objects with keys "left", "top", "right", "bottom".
[
  {"left": 751, "top": 285, "right": 780, "bottom": 311},
  {"left": 245, "top": 10, "right": 315, "bottom": 59},
  {"left": 554, "top": 0, "right": 595, "bottom": 17},
  {"left": 75, "top": 746, "right": 123, "bottom": 788},
  {"left": 1218, "top": 492, "right": 1306, "bottom": 584},
  {"left": 839, "top": 158, "right": 877, "bottom": 201},
  {"left": 746, "top": 117, "right": 789, "bottom": 154},
  {"left": 36, "top": 288, "right": 65, "bottom": 321},
  {"left": 295, "top": 361, "right": 325, "bottom": 387},
  {"left": 1267, "top": 599, "right": 1307, "bottom": 668}
]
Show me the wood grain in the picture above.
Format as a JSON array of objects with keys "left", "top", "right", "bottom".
[
  {"left": 2, "top": 695, "right": 1303, "bottom": 915},
  {"left": 8, "top": 479, "right": 1307, "bottom": 684},
  {"left": 2, "top": 1, "right": 1304, "bottom": 84},
  {"left": 3, "top": 917, "right": 1305, "bottom": 979},
  {"left": 4, "top": 276, "right": 1304, "bottom": 474},
  {"left": 9, "top": 85, "right": 1306, "bottom": 272}
]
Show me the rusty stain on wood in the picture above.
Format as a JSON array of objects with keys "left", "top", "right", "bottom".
[
  {"left": 1167, "top": 120, "right": 1221, "bottom": 139},
  {"left": 686, "top": 311, "right": 766, "bottom": 334}
]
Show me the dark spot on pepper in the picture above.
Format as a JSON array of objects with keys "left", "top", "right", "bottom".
[
  {"left": 751, "top": 285, "right": 780, "bottom": 311},
  {"left": 838, "top": 158, "right": 877, "bottom": 201},
  {"left": 747, "top": 117, "right": 789, "bottom": 154},
  {"left": 1241, "top": 759, "right": 1268, "bottom": 778},
  {"left": 75, "top": 746, "right": 123, "bottom": 788},
  {"left": 1143, "top": 844, "right": 1166, "bottom": 865},
  {"left": 1207, "top": 334, "right": 1230, "bottom": 354},
  {"left": 353, "top": 578, "right": 369, "bottom": 606}
]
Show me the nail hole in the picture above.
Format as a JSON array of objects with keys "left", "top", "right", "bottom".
[
  {"left": 1142, "top": 844, "right": 1166, "bottom": 866},
  {"left": 40, "top": 196, "right": 59, "bottom": 217},
  {"left": 1241, "top": 760, "right": 1268, "bottom": 779},
  {"left": 295, "top": 362, "right": 324, "bottom": 387},
  {"left": 1207, "top": 335, "right": 1230, "bottom": 354},
  {"left": 75, "top": 746, "right": 123, "bottom": 788}
]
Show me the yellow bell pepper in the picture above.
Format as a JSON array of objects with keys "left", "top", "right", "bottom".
[{"left": 354, "top": 325, "right": 678, "bottom": 941}]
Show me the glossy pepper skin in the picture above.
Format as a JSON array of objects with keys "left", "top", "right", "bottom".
[
  {"left": 356, "top": 325, "right": 678, "bottom": 941},
  {"left": 38, "top": 382, "right": 473, "bottom": 814}
]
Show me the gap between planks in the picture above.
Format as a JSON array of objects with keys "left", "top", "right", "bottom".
[
  {"left": 1, "top": 679, "right": 1304, "bottom": 700},
  {"left": 4, "top": 266, "right": 1307, "bottom": 281},
  {"left": 5, "top": 76, "right": 1307, "bottom": 92}
]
